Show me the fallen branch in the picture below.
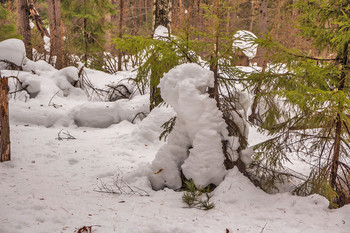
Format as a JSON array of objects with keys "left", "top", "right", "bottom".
[
  {"left": 131, "top": 112, "right": 147, "bottom": 123},
  {"left": 48, "top": 91, "right": 63, "bottom": 108},
  {"left": 94, "top": 169, "right": 149, "bottom": 196},
  {"left": 56, "top": 129, "right": 76, "bottom": 141}
]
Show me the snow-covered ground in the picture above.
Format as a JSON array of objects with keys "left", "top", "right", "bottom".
[{"left": 1, "top": 39, "right": 350, "bottom": 233}]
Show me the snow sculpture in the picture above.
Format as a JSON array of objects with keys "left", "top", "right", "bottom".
[
  {"left": 232, "top": 30, "right": 258, "bottom": 59},
  {"left": 149, "top": 63, "right": 234, "bottom": 190}
]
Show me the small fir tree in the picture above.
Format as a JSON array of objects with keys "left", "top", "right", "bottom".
[{"left": 250, "top": 0, "right": 350, "bottom": 207}]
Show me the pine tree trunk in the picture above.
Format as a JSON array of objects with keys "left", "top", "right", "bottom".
[
  {"left": 0, "top": 77, "right": 11, "bottom": 162},
  {"left": 145, "top": 0, "right": 148, "bottom": 24},
  {"left": 117, "top": 0, "right": 124, "bottom": 71},
  {"left": 255, "top": 0, "right": 268, "bottom": 66},
  {"left": 153, "top": 0, "right": 171, "bottom": 33},
  {"left": 48, "top": 0, "right": 64, "bottom": 69},
  {"left": 83, "top": 17, "right": 89, "bottom": 64},
  {"left": 18, "top": 0, "right": 32, "bottom": 60},
  {"left": 208, "top": 0, "right": 220, "bottom": 109},
  {"left": 150, "top": 0, "right": 171, "bottom": 110},
  {"left": 110, "top": 0, "right": 118, "bottom": 55},
  {"left": 330, "top": 42, "right": 348, "bottom": 190},
  {"left": 139, "top": 0, "right": 142, "bottom": 27},
  {"left": 331, "top": 114, "right": 342, "bottom": 190}
]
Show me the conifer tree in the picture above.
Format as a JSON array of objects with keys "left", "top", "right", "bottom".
[
  {"left": 0, "top": 3, "right": 21, "bottom": 41},
  {"left": 61, "top": 0, "right": 114, "bottom": 69},
  {"left": 251, "top": 0, "right": 350, "bottom": 207}
]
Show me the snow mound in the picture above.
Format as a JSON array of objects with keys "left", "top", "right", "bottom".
[
  {"left": 71, "top": 95, "right": 149, "bottom": 128},
  {"left": 233, "top": 30, "right": 258, "bottom": 59},
  {"left": 50, "top": 66, "right": 84, "bottom": 97},
  {"left": 149, "top": 63, "right": 229, "bottom": 190},
  {"left": 215, "top": 167, "right": 332, "bottom": 217},
  {"left": 153, "top": 25, "right": 169, "bottom": 40},
  {"left": 0, "top": 39, "right": 27, "bottom": 67},
  {"left": 71, "top": 102, "right": 117, "bottom": 128}
]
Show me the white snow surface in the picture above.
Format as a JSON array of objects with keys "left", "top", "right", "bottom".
[
  {"left": 232, "top": 30, "right": 258, "bottom": 59},
  {"left": 0, "top": 45, "right": 349, "bottom": 232}
]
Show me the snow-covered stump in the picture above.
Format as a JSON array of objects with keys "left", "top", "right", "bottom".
[
  {"left": 149, "top": 64, "right": 241, "bottom": 190},
  {"left": 0, "top": 77, "right": 10, "bottom": 162}
]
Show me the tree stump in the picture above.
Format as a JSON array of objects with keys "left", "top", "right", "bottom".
[{"left": 0, "top": 77, "right": 10, "bottom": 162}]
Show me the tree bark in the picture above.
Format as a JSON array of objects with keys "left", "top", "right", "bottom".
[
  {"left": 153, "top": 0, "right": 171, "bottom": 33},
  {"left": 48, "top": 0, "right": 64, "bottom": 69},
  {"left": 255, "top": 0, "right": 268, "bottom": 66},
  {"left": 208, "top": 0, "right": 220, "bottom": 109},
  {"left": 330, "top": 42, "right": 348, "bottom": 190},
  {"left": 138, "top": 0, "right": 142, "bottom": 27},
  {"left": 0, "top": 77, "right": 11, "bottom": 162},
  {"left": 117, "top": 0, "right": 124, "bottom": 71},
  {"left": 150, "top": 0, "right": 171, "bottom": 110},
  {"left": 18, "top": 0, "right": 32, "bottom": 60}
]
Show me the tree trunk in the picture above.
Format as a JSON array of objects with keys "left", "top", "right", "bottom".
[
  {"left": 255, "top": 0, "right": 268, "bottom": 66},
  {"left": 145, "top": 0, "right": 148, "bottom": 23},
  {"left": 138, "top": 0, "right": 142, "bottom": 27},
  {"left": 208, "top": 0, "right": 220, "bottom": 109},
  {"left": 330, "top": 42, "right": 348, "bottom": 191},
  {"left": 150, "top": 0, "right": 171, "bottom": 110},
  {"left": 0, "top": 77, "right": 11, "bottom": 162},
  {"left": 48, "top": 0, "right": 64, "bottom": 69},
  {"left": 117, "top": 0, "right": 124, "bottom": 71},
  {"left": 331, "top": 114, "right": 342, "bottom": 190},
  {"left": 83, "top": 17, "right": 89, "bottom": 64},
  {"left": 18, "top": 0, "right": 32, "bottom": 60},
  {"left": 153, "top": 0, "right": 171, "bottom": 33}
]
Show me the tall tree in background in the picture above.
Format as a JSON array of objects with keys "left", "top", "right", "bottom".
[
  {"left": 150, "top": 0, "right": 171, "bottom": 109},
  {"left": 48, "top": 0, "right": 64, "bottom": 69},
  {"left": 255, "top": 0, "right": 267, "bottom": 66},
  {"left": 18, "top": 0, "right": 32, "bottom": 59},
  {"left": 153, "top": 0, "right": 171, "bottom": 33},
  {"left": 117, "top": 0, "right": 124, "bottom": 71},
  {"left": 62, "top": 0, "right": 114, "bottom": 68}
]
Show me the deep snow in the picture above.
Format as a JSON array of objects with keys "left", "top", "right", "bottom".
[{"left": 0, "top": 39, "right": 349, "bottom": 233}]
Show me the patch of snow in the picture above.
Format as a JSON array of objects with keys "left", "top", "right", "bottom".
[
  {"left": 233, "top": 30, "right": 258, "bottom": 59},
  {"left": 0, "top": 39, "right": 27, "bottom": 67},
  {"left": 153, "top": 25, "right": 169, "bottom": 40}
]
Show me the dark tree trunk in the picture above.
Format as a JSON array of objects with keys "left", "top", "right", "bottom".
[
  {"left": 330, "top": 42, "right": 348, "bottom": 191},
  {"left": 18, "top": 0, "right": 32, "bottom": 60},
  {"left": 208, "top": 0, "right": 220, "bottom": 109},
  {"left": 255, "top": 0, "right": 268, "bottom": 66},
  {"left": 48, "top": 0, "right": 64, "bottom": 69},
  {"left": 0, "top": 77, "right": 11, "bottom": 162},
  {"left": 153, "top": 0, "right": 171, "bottom": 33},
  {"left": 149, "top": 0, "right": 171, "bottom": 110},
  {"left": 117, "top": 0, "right": 124, "bottom": 71}
]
